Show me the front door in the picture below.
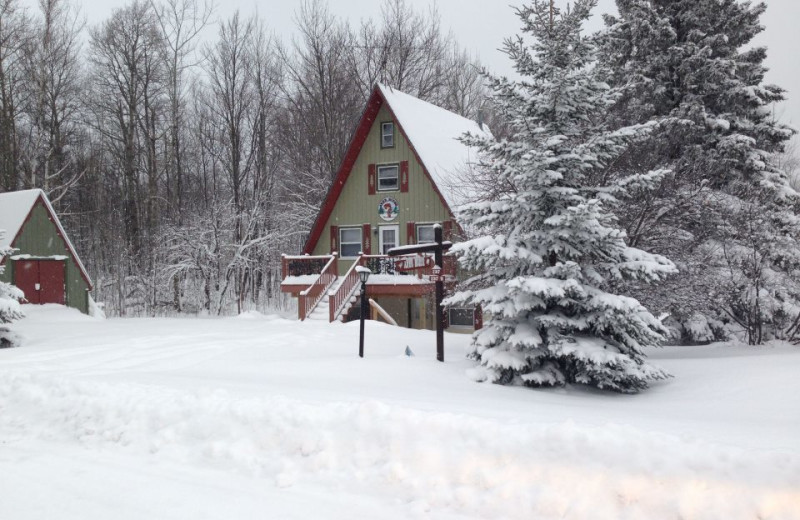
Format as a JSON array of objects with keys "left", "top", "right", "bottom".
[
  {"left": 378, "top": 225, "right": 399, "bottom": 255},
  {"left": 14, "top": 259, "right": 66, "bottom": 305}
]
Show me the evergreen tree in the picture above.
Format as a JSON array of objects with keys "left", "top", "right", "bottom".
[
  {"left": 0, "top": 230, "right": 24, "bottom": 348},
  {"left": 447, "top": 0, "right": 676, "bottom": 393},
  {"left": 597, "top": 0, "right": 799, "bottom": 344}
]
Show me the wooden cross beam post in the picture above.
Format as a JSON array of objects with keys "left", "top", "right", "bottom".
[{"left": 388, "top": 224, "right": 452, "bottom": 362}]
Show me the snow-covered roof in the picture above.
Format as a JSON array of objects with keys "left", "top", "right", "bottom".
[
  {"left": 377, "top": 84, "right": 491, "bottom": 210},
  {"left": 0, "top": 189, "right": 92, "bottom": 287},
  {"left": 302, "top": 84, "right": 492, "bottom": 254},
  {"left": 0, "top": 190, "right": 41, "bottom": 250}
]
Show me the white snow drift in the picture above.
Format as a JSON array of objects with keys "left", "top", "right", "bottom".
[{"left": 0, "top": 305, "right": 798, "bottom": 519}]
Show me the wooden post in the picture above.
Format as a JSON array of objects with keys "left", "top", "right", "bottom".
[
  {"left": 387, "top": 224, "right": 451, "bottom": 362},
  {"left": 434, "top": 225, "right": 445, "bottom": 362}
]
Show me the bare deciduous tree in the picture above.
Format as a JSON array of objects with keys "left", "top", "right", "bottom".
[{"left": 0, "top": 0, "right": 29, "bottom": 191}]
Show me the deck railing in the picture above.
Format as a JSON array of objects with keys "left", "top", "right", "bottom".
[
  {"left": 281, "top": 253, "right": 336, "bottom": 280},
  {"left": 282, "top": 252, "right": 459, "bottom": 323},
  {"left": 296, "top": 254, "right": 338, "bottom": 321},
  {"left": 326, "top": 253, "right": 457, "bottom": 322},
  {"left": 363, "top": 253, "right": 457, "bottom": 278}
]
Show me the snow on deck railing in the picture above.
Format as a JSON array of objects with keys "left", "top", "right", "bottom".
[
  {"left": 297, "top": 253, "right": 338, "bottom": 321},
  {"left": 281, "top": 253, "right": 336, "bottom": 280},
  {"left": 362, "top": 253, "right": 457, "bottom": 279}
]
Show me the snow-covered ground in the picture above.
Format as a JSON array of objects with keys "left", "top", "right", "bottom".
[{"left": 1, "top": 305, "right": 798, "bottom": 519}]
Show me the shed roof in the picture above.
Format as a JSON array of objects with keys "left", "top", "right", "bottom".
[
  {"left": 0, "top": 190, "right": 41, "bottom": 251},
  {"left": 0, "top": 189, "right": 93, "bottom": 288}
]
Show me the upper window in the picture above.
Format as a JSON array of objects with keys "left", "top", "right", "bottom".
[
  {"left": 377, "top": 164, "right": 399, "bottom": 191},
  {"left": 416, "top": 223, "right": 436, "bottom": 244},
  {"left": 339, "top": 227, "right": 362, "bottom": 258},
  {"left": 381, "top": 122, "right": 394, "bottom": 148}
]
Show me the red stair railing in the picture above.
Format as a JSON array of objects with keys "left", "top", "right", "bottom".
[
  {"left": 328, "top": 254, "right": 367, "bottom": 322},
  {"left": 296, "top": 254, "right": 338, "bottom": 320}
]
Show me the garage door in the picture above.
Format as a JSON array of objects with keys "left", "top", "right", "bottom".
[{"left": 15, "top": 260, "right": 66, "bottom": 305}]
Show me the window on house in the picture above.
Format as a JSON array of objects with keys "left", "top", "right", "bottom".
[
  {"left": 339, "top": 227, "right": 362, "bottom": 258},
  {"left": 381, "top": 122, "right": 394, "bottom": 148},
  {"left": 448, "top": 307, "right": 475, "bottom": 328},
  {"left": 416, "top": 223, "right": 436, "bottom": 244},
  {"left": 377, "top": 164, "right": 399, "bottom": 191}
]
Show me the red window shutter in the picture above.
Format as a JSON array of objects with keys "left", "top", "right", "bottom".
[
  {"left": 442, "top": 220, "right": 453, "bottom": 241},
  {"left": 474, "top": 306, "right": 483, "bottom": 330},
  {"left": 368, "top": 164, "right": 376, "bottom": 195},
  {"left": 406, "top": 221, "right": 416, "bottom": 245},
  {"left": 330, "top": 225, "right": 339, "bottom": 254},
  {"left": 400, "top": 161, "right": 409, "bottom": 192},
  {"left": 362, "top": 224, "right": 372, "bottom": 254}
]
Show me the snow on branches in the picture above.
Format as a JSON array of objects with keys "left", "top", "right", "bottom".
[
  {"left": 597, "top": 0, "right": 800, "bottom": 344},
  {"left": 0, "top": 230, "right": 24, "bottom": 348},
  {"left": 447, "top": 0, "right": 675, "bottom": 393}
]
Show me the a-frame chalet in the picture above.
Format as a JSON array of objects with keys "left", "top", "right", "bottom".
[{"left": 281, "top": 84, "right": 489, "bottom": 330}]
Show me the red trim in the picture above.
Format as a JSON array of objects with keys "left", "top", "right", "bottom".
[
  {"left": 406, "top": 221, "right": 416, "bottom": 245},
  {"left": 303, "top": 91, "right": 384, "bottom": 254},
  {"left": 330, "top": 225, "right": 339, "bottom": 254},
  {"left": 362, "top": 223, "right": 372, "bottom": 254},
  {"left": 368, "top": 164, "right": 376, "bottom": 195},
  {"left": 1, "top": 194, "right": 93, "bottom": 289},
  {"left": 303, "top": 85, "right": 465, "bottom": 254}
]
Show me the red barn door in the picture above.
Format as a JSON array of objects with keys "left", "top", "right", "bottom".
[
  {"left": 15, "top": 260, "right": 41, "bottom": 304},
  {"left": 14, "top": 259, "right": 66, "bottom": 305},
  {"left": 38, "top": 261, "right": 66, "bottom": 304}
]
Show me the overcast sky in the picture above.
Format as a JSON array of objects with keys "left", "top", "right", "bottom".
[{"left": 19, "top": 0, "right": 800, "bottom": 134}]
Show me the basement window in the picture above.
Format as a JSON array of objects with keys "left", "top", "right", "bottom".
[
  {"left": 381, "top": 122, "right": 394, "bottom": 148},
  {"left": 449, "top": 307, "right": 475, "bottom": 328}
]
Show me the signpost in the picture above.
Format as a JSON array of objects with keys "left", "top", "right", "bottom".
[{"left": 388, "top": 224, "right": 452, "bottom": 362}]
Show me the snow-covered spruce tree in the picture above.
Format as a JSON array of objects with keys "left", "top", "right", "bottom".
[
  {"left": 596, "top": 0, "right": 799, "bottom": 344},
  {"left": 446, "top": 0, "right": 676, "bottom": 393},
  {"left": 0, "top": 230, "right": 24, "bottom": 348}
]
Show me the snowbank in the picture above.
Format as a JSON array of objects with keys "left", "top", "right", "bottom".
[
  {"left": 2, "top": 371, "right": 797, "bottom": 520},
  {"left": 0, "top": 306, "right": 798, "bottom": 519}
]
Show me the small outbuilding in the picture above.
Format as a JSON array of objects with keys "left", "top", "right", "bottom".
[{"left": 0, "top": 189, "right": 93, "bottom": 314}]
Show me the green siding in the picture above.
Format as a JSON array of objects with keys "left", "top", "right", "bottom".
[
  {"left": 313, "top": 105, "right": 452, "bottom": 274},
  {"left": 3, "top": 202, "right": 89, "bottom": 314}
]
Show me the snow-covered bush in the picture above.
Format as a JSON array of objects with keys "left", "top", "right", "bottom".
[
  {"left": 447, "top": 0, "right": 676, "bottom": 393},
  {"left": 0, "top": 230, "right": 24, "bottom": 348}
]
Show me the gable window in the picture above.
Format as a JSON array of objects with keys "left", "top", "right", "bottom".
[
  {"left": 381, "top": 122, "right": 394, "bottom": 148},
  {"left": 416, "top": 223, "right": 436, "bottom": 244},
  {"left": 377, "top": 164, "right": 399, "bottom": 191},
  {"left": 339, "top": 227, "right": 362, "bottom": 258}
]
